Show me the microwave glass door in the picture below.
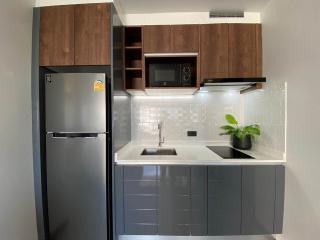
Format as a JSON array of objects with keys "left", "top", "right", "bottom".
[{"left": 149, "top": 64, "right": 181, "bottom": 87}]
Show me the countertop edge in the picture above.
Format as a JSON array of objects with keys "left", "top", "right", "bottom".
[{"left": 115, "top": 142, "right": 286, "bottom": 166}]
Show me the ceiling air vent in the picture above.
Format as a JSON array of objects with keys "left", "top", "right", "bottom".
[{"left": 209, "top": 11, "right": 244, "bottom": 18}]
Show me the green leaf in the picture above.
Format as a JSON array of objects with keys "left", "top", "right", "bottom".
[
  {"left": 225, "top": 114, "right": 238, "bottom": 125},
  {"left": 234, "top": 128, "right": 245, "bottom": 139},
  {"left": 219, "top": 125, "right": 236, "bottom": 136},
  {"left": 220, "top": 114, "right": 261, "bottom": 140},
  {"left": 244, "top": 125, "right": 261, "bottom": 136},
  {"left": 220, "top": 125, "right": 236, "bottom": 131}
]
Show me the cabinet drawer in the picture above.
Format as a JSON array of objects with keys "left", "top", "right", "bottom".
[
  {"left": 124, "top": 180, "right": 157, "bottom": 195},
  {"left": 125, "top": 223, "right": 158, "bottom": 235},
  {"left": 123, "top": 166, "right": 159, "bottom": 235},
  {"left": 125, "top": 195, "right": 157, "bottom": 210},
  {"left": 124, "top": 166, "right": 158, "bottom": 180},
  {"left": 125, "top": 209, "right": 157, "bottom": 223}
]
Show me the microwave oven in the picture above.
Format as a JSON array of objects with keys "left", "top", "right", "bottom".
[{"left": 148, "top": 63, "right": 193, "bottom": 87}]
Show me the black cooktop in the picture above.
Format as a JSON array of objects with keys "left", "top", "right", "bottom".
[{"left": 207, "top": 146, "right": 254, "bottom": 159}]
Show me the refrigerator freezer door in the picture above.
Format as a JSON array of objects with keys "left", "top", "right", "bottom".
[
  {"left": 46, "top": 134, "right": 107, "bottom": 240},
  {"left": 45, "top": 73, "right": 107, "bottom": 133}
]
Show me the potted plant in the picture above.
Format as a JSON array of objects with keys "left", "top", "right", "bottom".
[{"left": 220, "top": 114, "right": 261, "bottom": 150}]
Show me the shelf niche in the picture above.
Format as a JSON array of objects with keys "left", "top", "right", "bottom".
[{"left": 125, "top": 26, "right": 144, "bottom": 90}]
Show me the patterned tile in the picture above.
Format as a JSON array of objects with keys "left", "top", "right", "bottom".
[
  {"left": 244, "top": 80, "right": 286, "bottom": 154},
  {"left": 131, "top": 92, "right": 242, "bottom": 142},
  {"left": 130, "top": 82, "right": 285, "bottom": 155}
]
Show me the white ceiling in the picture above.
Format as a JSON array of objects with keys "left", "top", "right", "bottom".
[{"left": 119, "top": 0, "right": 271, "bottom": 14}]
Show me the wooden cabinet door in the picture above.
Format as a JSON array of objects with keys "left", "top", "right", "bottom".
[
  {"left": 228, "top": 24, "right": 262, "bottom": 77},
  {"left": 200, "top": 24, "right": 228, "bottom": 79},
  {"left": 40, "top": 5, "right": 75, "bottom": 66},
  {"left": 143, "top": 25, "right": 171, "bottom": 53},
  {"left": 171, "top": 25, "right": 199, "bottom": 52},
  {"left": 75, "top": 3, "right": 111, "bottom": 65}
]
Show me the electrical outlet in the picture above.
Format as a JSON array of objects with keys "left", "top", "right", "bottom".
[{"left": 187, "top": 131, "right": 197, "bottom": 137}]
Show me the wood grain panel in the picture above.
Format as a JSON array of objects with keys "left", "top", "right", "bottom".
[
  {"left": 200, "top": 24, "right": 228, "bottom": 80},
  {"left": 171, "top": 25, "right": 199, "bottom": 52},
  {"left": 75, "top": 3, "right": 111, "bottom": 65},
  {"left": 255, "top": 24, "right": 263, "bottom": 77},
  {"left": 143, "top": 25, "right": 171, "bottom": 53},
  {"left": 228, "top": 24, "right": 258, "bottom": 78},
  {"left": 40, "top": 5, "right": 75, "bottom": 66}
]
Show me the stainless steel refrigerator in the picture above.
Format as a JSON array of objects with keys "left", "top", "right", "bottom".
[{"left": 45, "top": 73, "right": 109, "bottom": 240}]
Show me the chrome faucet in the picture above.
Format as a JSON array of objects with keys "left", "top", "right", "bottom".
[{"left": 158, "top": 121, "right": 165, "bottom": 147}]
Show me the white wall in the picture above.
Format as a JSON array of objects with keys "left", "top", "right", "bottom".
[
  {"left": 35, "top": 0, "right": 260, "bottom": 25},
  {"left": 124, "top": 12, "right": 260, "bottom": 25},
  {"left": 261, "top": 0, "right": 320, "bottom": 239},
  {"left": 36, "top": 0, "right": 112, "bottom": 6},
  {"left": 0, "top": 0, "right": 38, "bottom": 240}
]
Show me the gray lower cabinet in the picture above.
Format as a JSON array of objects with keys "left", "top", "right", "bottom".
[
  {"left": 158, "top": 166, "right": 190, "bottom": 235},
  {"left": 122, "top": 166, "right": 159, "bottom": 235},
  {"left": 190, "top": 167, "right": 207, "bottom": 235},
  {"left": 274, "top": 166, "right": 285, "bottom": 233},
  {"left": 116, "top": 165, "right": 285, "bottom": 236},
  {"left": 158, "top": 166, "right": 208, "bottom": 236},
  {"left": 241, "top": 166, "right": 285, "bottom": 235},
  {"left": 208, "top": 166, "right": 242, "bottom": 235},
  {"left": 115, "top": 166, "right": 125, "bottom": 235}
]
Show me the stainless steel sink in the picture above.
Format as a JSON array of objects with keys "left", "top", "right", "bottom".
[{"left": 141, "top": 148, "right": 177, "bottom": 156}]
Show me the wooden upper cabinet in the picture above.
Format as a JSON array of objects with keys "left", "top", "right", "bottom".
[
  {"left": 228, "top": 24, "right": 262, "bottom": 78},
  {"left": 39, "top": 3, "right": 111, "bottom": 66},
  {"left": 143, "top": 25, "right": 171, "bottom": 53},
  {"left": 143, "top": 25, "right": 200, "bottom": 53},
  {"left": 40, "top": 5, "right": 75, "bottom": 66},
  {"left": 75, "top": 3, "right": 111, "bottom": 65},
  {"left": 171, "top": 25, "right": 199, "bottom": 52},
  {"left": 255, "top": 24, "right": 263, "bottom": 77},
  {"left": 200, "top": 24, "right": 229, "bottom": 79}
]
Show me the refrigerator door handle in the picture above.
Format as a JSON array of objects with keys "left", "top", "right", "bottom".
[{"left": 51, "top": 133, "right": 102, "bottom": 138}]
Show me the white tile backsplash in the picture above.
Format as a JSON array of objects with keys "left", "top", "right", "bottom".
[
  {"left": 131, "top": 80, "right": 286, "bottom": 157},
  {"left": 130, "top": 83, "right": 286, "bottom": 156},
  {"left": 243, "top": 80, "right": 286, "bottom": 155},
  {"left": 131, "top": 92, "right": 242, "bottom": 143}
]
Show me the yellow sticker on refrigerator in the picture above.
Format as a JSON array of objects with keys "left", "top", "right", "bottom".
[{"left": 93, "top": 80, "right": 105, "bottom": 92}]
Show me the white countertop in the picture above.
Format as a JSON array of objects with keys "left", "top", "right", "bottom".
[{"left": 115, "top": 142, "right": 286, "bottom": 166}]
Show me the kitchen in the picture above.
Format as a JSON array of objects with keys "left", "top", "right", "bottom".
[
  {"left": 1, "top": 1, "right": 318, "bottom": 240},
  {"left": 34, "top": 1, "right": 285, "bottom": 240}
]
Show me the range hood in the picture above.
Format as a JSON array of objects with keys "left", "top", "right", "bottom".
[{"left": 200, "top": 77, "right": 266, "bottom": 93}]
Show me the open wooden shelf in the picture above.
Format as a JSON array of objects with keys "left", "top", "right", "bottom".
[{"left": 125, "top": 26, "right": 145, "bottom": 90}]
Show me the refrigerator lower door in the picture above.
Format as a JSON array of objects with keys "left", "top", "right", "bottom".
[
  {"left": 45, "top": 73, "right": 107, "bottom": 133},
  {"left": 46, "top": 134, "right": 107, "bottom": 240}
]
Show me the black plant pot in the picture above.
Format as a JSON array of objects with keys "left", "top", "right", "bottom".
[{"left": 232, "top": 135, "right": 252, "bottom": 150}]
